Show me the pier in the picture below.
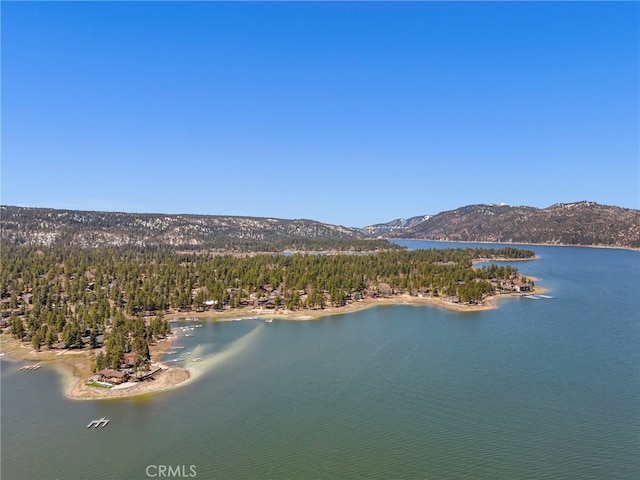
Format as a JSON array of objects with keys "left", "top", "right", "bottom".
[{"left": 86, "top": 418, "right": 110, "bottom": 428}]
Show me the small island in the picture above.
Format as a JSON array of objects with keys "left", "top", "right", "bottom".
[{"left": 0, "top": 245, "right": 543, "bottom": 399}]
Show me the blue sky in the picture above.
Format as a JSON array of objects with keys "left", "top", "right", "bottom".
[{"left": 2, "top": 1, "right": 638, "bottom": 227}]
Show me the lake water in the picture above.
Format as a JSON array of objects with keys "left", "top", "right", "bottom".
[{"left": 2, "top": 242, "right": 639, "bottom": 479}]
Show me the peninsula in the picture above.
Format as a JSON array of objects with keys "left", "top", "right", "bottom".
[{"left": 0, "top": 244, "right": 543, "bottom": 399}]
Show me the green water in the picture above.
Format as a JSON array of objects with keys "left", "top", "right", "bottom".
[{"left": 2, "top": 243, "right": 639, "bottom": 479}]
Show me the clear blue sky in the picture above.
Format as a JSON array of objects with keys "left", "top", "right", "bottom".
[{"left": 2, "top": 1, "right": 638, "bottom": 227}]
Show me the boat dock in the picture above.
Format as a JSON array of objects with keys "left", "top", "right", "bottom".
[
  {"left": 132, "top": 366, "right": 163, "bottom": 381},
  {"left": 20, "top": 362, "right": 43, "bottom": 371},
  {"left": 86, "top": 418, "right": 110, "bottom": 428}
]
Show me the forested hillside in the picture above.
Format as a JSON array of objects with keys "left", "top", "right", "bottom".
[{"left": 0, "top": 206, "right": 397, "bottom": 252}]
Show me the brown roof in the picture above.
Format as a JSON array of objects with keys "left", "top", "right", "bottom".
[{"left": 99, "top": 368, "right": 127, "bottom": 379}]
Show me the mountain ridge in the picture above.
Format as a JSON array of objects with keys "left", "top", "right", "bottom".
[
  {"left": 0, "top": 205, "right": 385, "bottom": 251},
  {"left": 363, "top": 201, "right": 640, "bottom": 249},
  {"left": 1, "top": 201, "right": 638, "bottom": 250}
]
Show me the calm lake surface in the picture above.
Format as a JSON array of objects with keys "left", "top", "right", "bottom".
[{"left": 2, "top": 241, "right": 639, "bottom": 479}]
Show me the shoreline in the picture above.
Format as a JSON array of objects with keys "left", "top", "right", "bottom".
[
  {"left": 165, "top": 284, "right": 547, "bottom": 323},
  {"left": 1, "top": 286, "right": 546, "bottom": 400},
  {"left": 66, "top": 332, "right": 193, "bottom": 400},
  {"left": 0, "top": 331, "right": 192, "bottom": 401}
]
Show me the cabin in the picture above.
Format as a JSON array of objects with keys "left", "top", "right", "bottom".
[
  {"left": 99, "top": 369, "right": 128, "bottom": 384},
  {"left": 513, "top": 280, "right": 533, "bottom": 292},
  {"left": 204, "top": 300, "right": 217, "bottom": 310},
  {"left": 80, "top": 333, "right": 104, "bottom": 347},
  {"left": 122, "top": 352, "right": 138, "bottom": 367}
]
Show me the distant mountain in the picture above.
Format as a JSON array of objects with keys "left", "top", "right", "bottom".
[
  {"left": 364, "top": 202, "right": 640, "bottom": 249},
  {"left": 0, "top": 206, "right": 396, "bottom": 251},
  {"left": 3, "top": 201, "right": 638, "bottom": 251},
  {"left": 360, "top": 215, "right": 432, "bottom": 237}
]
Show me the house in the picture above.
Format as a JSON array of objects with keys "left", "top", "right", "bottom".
[
  {"left": 99, "top": 369, "right": 128, "bottom": 384},
  {"left": 80, "top": 333, "right": 104, "bottom": 347},
  {"left": 122, "top": 352, "right": 138, "bottom": 367},
  {"left": 513, "top": 280, "right": 532, "bottom": 292}
]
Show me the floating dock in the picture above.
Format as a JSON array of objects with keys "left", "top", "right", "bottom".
[
  {"left": 86, "top": 418, "right": 109, "bottom": 428},
  {"left": 20, "top": 362, "right": 43, "bottom": 370}
]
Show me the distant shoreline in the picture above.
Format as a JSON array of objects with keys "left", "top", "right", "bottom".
[
  {"left": 389, "top": 237, "right": 640, "bottom": 252},
  {"left": 1, "top": 286, "right": 547, "bottom": 400}
]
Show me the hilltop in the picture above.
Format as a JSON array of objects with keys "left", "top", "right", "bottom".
[{"left": 360, "top": 215, "right": 432, "bottom": 237}]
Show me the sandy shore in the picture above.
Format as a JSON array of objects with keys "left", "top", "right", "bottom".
[
  {"left": 1, "top": 286, "right": 546, "bottom": 400},
  {"left": 164, "top": 284, "right": 548, "bottom": 322},
  {"left": 69, "top": 363, "right": 191, "bottom": 400}
]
